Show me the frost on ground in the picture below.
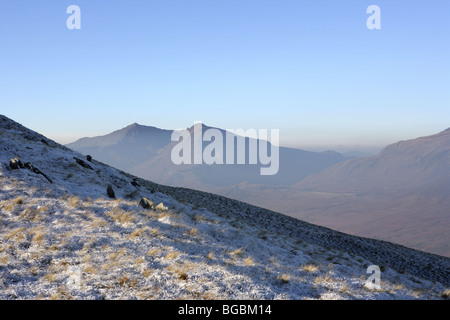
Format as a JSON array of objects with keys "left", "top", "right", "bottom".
[{"left": 0, "top": 115, "right": 449, "bottom": 300}]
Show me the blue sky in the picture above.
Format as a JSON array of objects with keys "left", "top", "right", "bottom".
[{"left": 0, "top": 0, "right": 449, "bottom": 152}]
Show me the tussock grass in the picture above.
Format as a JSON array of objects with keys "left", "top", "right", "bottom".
[
  {"left": 31, "top": 227, "right": 46, "bottom": 245},
  {"left": 109, "top": 209, "right": 135, "bottom": 225},
  {"left": 230, "top": 247, "right": 245, "bottom": 257},
  {"left": 146, "top": 248, "right": 160, "bottom": 256},
  {"left": 84, "top": 265, "right": 96, "bottom": 274},
  {"left": 192, "top": 214, "right": 208, "bottom": 223},
  {"left": 150, "top": 228, "right": 160, "bottom": 237},
  {"left": 5, "top": 227, "right": 26, "bottom": 241},
  {"left": 109, "top": 249, "right": 127, "bottom": 261},
  {"left": 143, "top": 269, "right": 152, "bottom": 278},
  {"left": 42, "top": 273, "right": 58, "bottom": 283},
  {"left": 278, "top": 273, "right": 291, "bottom": 284},
  {"left": 13, "top": 196, "right": 24, "bottom": 205},
  {"left": 315, "top": 272, "right": 332, "bottom": 284},
  {"left": 119, "top": 276, "right": 129, "bottom": 287},
  {"left": 168, "top": 265, "right": 189, "bottom": 281},
  {"left": 301, "top": 264, "right": 319, "bottom": 273},
  {"left": 129, "top": 228, "right": 144, "bottom": 239},
  {"left": 90, "top": 217, "right": 108, "bottom": 228},
  {"left": 165, "top": 251, "right": 181, "bottom": 260},
  {"left": 244, "top": 256, "right": 255, "bottom": 266},
  {"left": 440, "top": 289, "right": 450, "bottom": 299},
  {"left": 0, "top": 196, "right": 25, "bottom": 211},
  {"left": 67, "top": 196, "right": 82, "bottom": 208}
]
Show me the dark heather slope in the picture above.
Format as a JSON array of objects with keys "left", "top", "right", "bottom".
[{"left": 125, "top": 173, "right": 450, "bottom": 287}]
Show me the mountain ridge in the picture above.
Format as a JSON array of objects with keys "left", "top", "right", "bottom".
[
  {"left": 0, "top": 114, "right": 449, "bottom": 299},
  {"left": 65, "top": 120, "right": 450, "bottom": 257},
  {"left": 67, "top": 122, "right": 347, "bottom": 187}
]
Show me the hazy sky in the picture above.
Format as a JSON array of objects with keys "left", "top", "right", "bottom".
[{"left": 1, "top": 1, "right": 449, "bottom": 152}]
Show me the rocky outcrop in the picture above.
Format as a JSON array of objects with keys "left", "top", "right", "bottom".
[
  {"left": 74, "top": 157, "right": 94, "bottom": 170},
  {"left": 106, "top": 185, "right": 115, "bottom": 199},
  {"left": 9, "top": 157, "right": 53, "bottom": 183},
  {"left": 139, "top": 197, "right": 154, "bottom": 210}
]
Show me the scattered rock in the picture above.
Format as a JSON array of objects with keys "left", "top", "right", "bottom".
[
  {"left": 86, "top": 155, "right": 92, "bottom": 162},
  {"left": 139, "top": 197, "right": 154, "bottom": 210},
  {"left": 131, "top": 180, "right": 140, "bottom": 187},
  {"left": 31, "top": 167, "right": 53, "bottom": 184},
  {"left": 107, "top": 185, "right": 115, "bottom": 199},
  {"left": 25, "top": 162, "right": 53, "bottom": 183},
  {"left": 9, "top": 157, "right": 53, "bottom": 183},
  {"left": 155, "top": 202, "right": 168, "bottom": 211},
  {"left": 10, "top": 158, "right": 23, "bottom": 170},
  {"left": 74, "top": 157, "right": 94, "bottom": 170}
]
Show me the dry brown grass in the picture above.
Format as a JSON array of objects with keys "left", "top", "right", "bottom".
[
  {"left": 20, "top": 207, "right": 40, "bottom": 221},
  {"left": 301, "top": 264, "right": 319, "bottom": 273},
  {"left": 109, "top": 248, "right": 127, "bottom": 261},
  {"left": 146, "top": 248, "right": 160, "bottom": 256},
  {"left": 90, "top": 217, "right": 108, "bottom": 228},
  {"left": 230, "top": 247, "right": 245, "bottom": 257},
  {"left": 31, "top": 228, "right": 46, "bottom": 245},
  {"left": 0, "top": 196, "right": 25, "bottom": 211},
  {"left": 244, "top": 256, "right": 255, "bottom": 266},
  {"left": 315, "top": 272, "right": 332, "bottom": 284},
  {"left": 50, "top": 289, "right": 74, "bottom": 300},
  {"left": 168, "top": 265, "right": 188, "bottom": 281},
  {"left": 42, "top": 273, "right": 58, "bottom": 283},
  {"left": 441, "top": 289, "right": 450, "bottom": 299},
  {"left": 5, "top": 227, "right": 26, "bottom": 241},
  {"left": 128, "top": 278, "right": 138, "bottom": 288},
  {"left": 119, "top": 276, "right": 129, "bottom": 286},
  {"left": 13, "top": 196, "right": 25, "bottom": 205},
  {"left": 143, "top": 269, "right": 152, "bottom": 278},
  {"left": 278, "top": 273, "right": 291, "bottom": 284},
  {"left": 165, "top": 251, "right": 181, "bottom": 260},
  {"left": 150, "top": 228, "right": 160, "bottom": 237},
  {"left": 192, "top": 214, "right": 208, "bottom": 223},
  {"left": 84, "top": 265, "right": 96, "bottom": 274},
  {"left": 111, "top": 210, "right": 135, "bottom": 225},
  {"left": 129, "top": 228, "right": 144, "bottom": 239},
  {"left": 67, "top": 196, "right": 82, "bottom": 208}
]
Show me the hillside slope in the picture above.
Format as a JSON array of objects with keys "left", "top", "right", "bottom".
[
  {"left": 66, "top": 123, "right": 173, "bottom": 171},
  {"left": 289, "top": 128, "right": 450, "bottom": 256},
  {"left": 0, "top": 115, "right": 449, "bottom": 299},
  {"left": 296, "top": 128, "right": 450, "bottom": 194}
]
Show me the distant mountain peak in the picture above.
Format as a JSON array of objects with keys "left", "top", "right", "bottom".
[{"left": 122, "top": 122, "right": 149, "bottom": 131}]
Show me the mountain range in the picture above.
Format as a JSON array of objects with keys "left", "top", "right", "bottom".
[
  {"left": 68, "top": 123, "right": 450, "bottom": 257},
  {"left": 67, "top": 123, "right": 346, "bottom": 188},
  {"left": 1, "top": 114, "right": 449, "bottom": 299}
]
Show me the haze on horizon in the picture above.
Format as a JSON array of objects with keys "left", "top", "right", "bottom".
[{"left": 1, "top": 1, "right": 448, "bottom": 153}]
